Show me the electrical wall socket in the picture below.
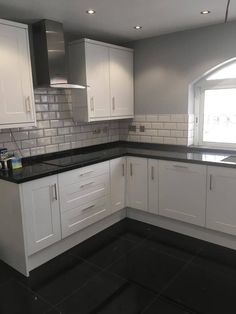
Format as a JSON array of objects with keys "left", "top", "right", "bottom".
[
  {"left": 92, "top": 128, "right": 101, "bottom": 134},
  {"left": 128, "top": 125, "right": 136, "bottom": 132},
  {"left": 103, "top": 127, "right": 108, "bottom": 133},
  {"left": 140, "top": 125, "right": 145, "bottom": 132}
]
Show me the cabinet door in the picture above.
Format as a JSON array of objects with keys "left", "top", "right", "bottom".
[
  {"left": 206, "top": 166, "right": 236, "bottom": 236},
  {"left": 110, "top": 157, "right": 126, "bottom": 212},
  {"left": 110, "top": 48, "right": 134, "bottom": 117},
  {"left": 148, "top": 159, "right": 159, "bottom": 214},
  {"left": 159, "top": 161, "right": 206, "bottom": 226},
  {"left": 0, "top": 22, "right": 35, "bottom": 127},
  {"left": 21, "top": 175, "right": 61, "bottom": 255},
  {"left": 127, "top": 157, "right": 148, "bottom": 211},
  {"left": 85, "top": 42, "right": 110, "bottom": 119}
]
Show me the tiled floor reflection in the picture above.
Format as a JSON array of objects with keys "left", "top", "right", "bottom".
[{"left": 1, "top": 218, "right": 236, "bottom": 313}]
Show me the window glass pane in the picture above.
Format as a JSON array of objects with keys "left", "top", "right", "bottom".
[
  {"left": 203, "top": 88, "right": 236, "bottom": 143},
  {"left": 207, "top": 62, "right": 236, "bottom": 80}
]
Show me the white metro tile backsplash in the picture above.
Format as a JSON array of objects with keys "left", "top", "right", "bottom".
[
  {"left": 119, "top": 114, "right": 195, "bottom": 146},
  {"left": 0, "top": 88, "right": 195, "bottom": 157},
  {"left": 0, "top": 89, "right": 120, "bottom": 157}
]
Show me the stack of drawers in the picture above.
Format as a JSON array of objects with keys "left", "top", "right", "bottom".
[{"left": 58, "top": 161, "right": 110, "bottom": 238}]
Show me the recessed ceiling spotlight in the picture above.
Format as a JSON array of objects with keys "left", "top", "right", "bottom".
[
  {"left": 134, "top": 25, "right": 142, "bottom": 30},
  {"left": 201, "top": 10, "right": 211, "bottom": 14},
  {"left": 86, "top": 9, "right": 96, "bottom": 15}
]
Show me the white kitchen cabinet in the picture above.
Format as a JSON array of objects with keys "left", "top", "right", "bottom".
[
  {"left": 126, "top": 157, "right": 148, "bottom": 211},
  {"left": 110, "top": 157, "right": 126, "bottom": 212},
  {"left": 206, "top": 166, "right": 236, "bottom": 236},
  {"left": 21, "top": 175, "right": 61, "bottom": 255},
  {"left": 69, "top": 38, "right": 134, "bottom": 122},
  {"left": 58, "top": 161, "right": 111, "bottom": 238},
  {"left": 0, "top": 19, "right": 36, "bottom": 129},
  {"left": 148, "top": 159, "right": 159, "bottom": 214},
  {"left": 83, "top": 42, "right": 110, "bottom": 119},
  {"left": 109, "top": 48, "right": 134, "bottom": 117},
  {"left": 159, "top": 161, "right": 207, "bottom": 226}
]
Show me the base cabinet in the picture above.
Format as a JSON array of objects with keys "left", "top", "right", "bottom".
[
  {"left": 110, "top": 157, "right": 126, "bottom": 212},
  {"left": 21, "top": 175, "right": 61, "bottom": 255},
  {"left": 126, "top": 157, "right": 148, "bottom": 211},
  {"left": 6, "top": 153, "right": 236, "bottom": 277},
  {"left": 206, "top": 166, "right": 236, "bottom": 236},
  {"left": 58, "top": 161, "right": 111, "bottom": 238},
  {"left": 159, "top": 161, "right": 207, "bottom": 226}
]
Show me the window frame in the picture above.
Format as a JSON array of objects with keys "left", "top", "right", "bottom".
[{"left": 194, "top": 76, "right": 236, "bottom": 149}]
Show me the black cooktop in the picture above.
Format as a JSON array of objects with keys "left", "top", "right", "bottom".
[{"left": 42, "top": 147, "right": 125, "bottom": 167}]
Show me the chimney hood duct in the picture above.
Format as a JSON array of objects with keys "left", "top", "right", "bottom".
[{"left": 32, "top": 19, "right": 85, "bottom": 89}]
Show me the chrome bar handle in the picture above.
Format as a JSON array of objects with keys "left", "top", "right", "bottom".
[
  {"left": 122, "top": 164, "right": 125, "bottom": 176},
  {"left": 112, "top": 97, "right": 115, "bottom": 111},
  {"left": 25, "top": 96, "right": 31, "bottom": 113},
  {"left": 54, "top": 184, "right": 58, "bottom": 201},
  {"left": 130, "top": 163, "right": 133, "bottom": 177},
  {"left": 209, "top": 174, "right": 213, "bottom": 191},
  {"left": 51, "top": 184, "right": 57, "bottom": 201},
  {"left": 173, "top": 165, "right": 188, "bottom": 169},
  {"left": 80, "top": 182, "right": 94, "bottom": 188},
  {"left": 82, "top": 204, "right": 95, "bottom": 212},
  {"left": 79, "top": 171, "right": 94, "bottom": 177},
  {"left": 90, "top": 97, "right": 94, "bottom": 112},
  {"left": 151, "top": 166, "right": 154, "bottom": 180}
]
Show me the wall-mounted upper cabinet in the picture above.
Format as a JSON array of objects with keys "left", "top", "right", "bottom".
[
  {"left": 69, "top": 38, "right": 134, "bottom": 122},
  {"left": 0, "top": 19, "right": 36, "bottom": 129}
]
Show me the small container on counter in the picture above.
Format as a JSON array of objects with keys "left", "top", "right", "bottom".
[
  {"left": 0, "top": 148, "right": 8, "bottom": 160},
  {"left": 7, "top": 156, "right": 23, "bottom": 170},
  {"left": 0, "top": 158, "right": 11, "bottom": 171}
]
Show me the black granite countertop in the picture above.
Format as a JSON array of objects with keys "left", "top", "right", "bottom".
[{"left": 0, "top": 141, "right": 235, "bottom": 184}]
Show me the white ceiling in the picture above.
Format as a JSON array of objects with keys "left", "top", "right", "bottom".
[{"left": 0, "top": 0, "right": 235, "bottom": 43}]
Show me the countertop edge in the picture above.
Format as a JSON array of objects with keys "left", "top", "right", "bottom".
[{"left": 2, "top": 154, "right": 236, "bottom": 184}]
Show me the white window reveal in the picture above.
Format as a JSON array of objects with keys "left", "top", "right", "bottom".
[{"left": 194, "top": 60, "right": 236, "bottom": 148}]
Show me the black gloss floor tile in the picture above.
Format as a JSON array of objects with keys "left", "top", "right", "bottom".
[
  {"left": 197, "top": 241, "right": 236, "bottom": 268},
  {"left": 100, "top": 218, "right": 130, "bottom": 239},
  {"left": 96, "top": 281, "right": 156, "bottom": 314},
  {"left": 53, "top": 269, "right": 155, "bottom": 314},
  {"left": 67, "top": 219, "right": 149, "bottom": 267},
  {"left": 163, "top": 255, "right": 236, "bottom": 314},
  {"left": 5, "top": 218, "right": 236, "bottom": 314},
  {"left": 121, "top": 218, "right": 154, "bottom": 242},
  {"left": 0, "top": 260, "right": 20, "bottom": 286},
  {"left": 107, "top": 243, "right": 187, "bottom": 294},
  {"left": 69, "top": 236, "right": 137, "bottom": 269},
  {"left": 135, "top": 236, "right": 197, "bottom": 264},
  {"left": 0, "top": 279, "right": 56, "bottom": 314},
  {"left": 22, "top": 252, "right": 101, "bottom": 306},
  {"left": 148, "top": 226, "right": 206, "bottom": 260},
  {"left": 143, "top": 297, "right": 193, "bottom": 314}
]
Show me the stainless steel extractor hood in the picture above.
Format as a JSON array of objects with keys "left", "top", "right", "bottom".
[{"left": 32, "top": 19, "right": 85, "bottom": 89}]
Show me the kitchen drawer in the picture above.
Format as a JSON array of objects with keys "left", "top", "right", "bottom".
[
  {"left": 60, "top": 173, "right": 110, "bottom": 213},
  {"left": 58, "top": 161, "right": 109, "bottom": 187},
  {"left": 61, "top": 196, "right": 110, "bottom": 238}
]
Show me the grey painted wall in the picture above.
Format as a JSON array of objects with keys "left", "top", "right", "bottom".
[{"left": 131, "top": 21, "right": 236, "bottom": 114}]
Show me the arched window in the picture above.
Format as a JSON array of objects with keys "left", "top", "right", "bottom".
[{"left": 194, "top": 60, "right": 236, "bottom": 148}]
